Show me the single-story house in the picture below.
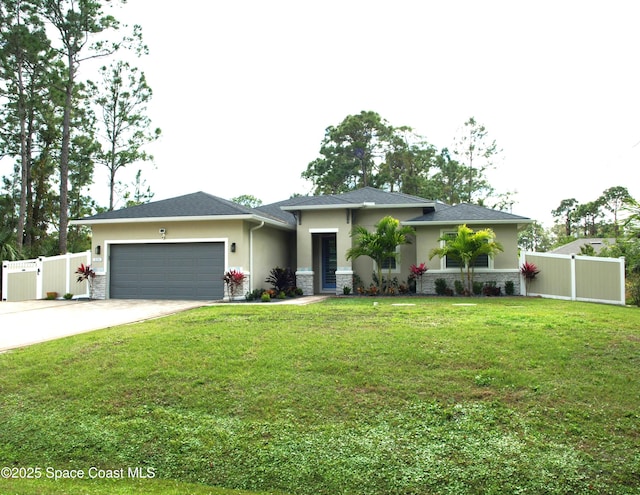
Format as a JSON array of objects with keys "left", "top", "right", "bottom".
[{"left": 71, "top": 187, "right": 532, "bottom": 300}]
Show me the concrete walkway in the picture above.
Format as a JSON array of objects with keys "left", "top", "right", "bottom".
[{"left": 0, "top": 296, "right": 329, "bottom": 351}]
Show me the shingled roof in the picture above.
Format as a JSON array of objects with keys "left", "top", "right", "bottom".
[
  {"left": 73, "top": 191, "right": 294, "bottom": 227},
  {"left": 73, "top": 188, "right": 531, "bottom": 228},
  {"left": 405, "top": 202, "right": 531, "bottom": 225},
  {"left": 278, "top": 187, "right": 434, "bottom": 210}
]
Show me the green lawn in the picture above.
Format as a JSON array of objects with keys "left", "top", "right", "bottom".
[{"left": 0, "top": 297, "right": 638, "bottom": 494}]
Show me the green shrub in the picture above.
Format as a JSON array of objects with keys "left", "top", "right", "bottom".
[
  {"left": 505, "top": 280, "right": 515, "bottom": 296},
  {"left": 628, "top": 273, "right": 640, "bottom": 306},
  {"left": 454, "top": 280, "right": 465, "bottom": 295},
  {"left": 245, "top": 288, "right": 264, "bottom": 301},
  {"left": 261, "top": 292, "right": 271, "bottom": 302},
  {"left": 343, "top": 286, "right": 352, "bottom": 295},
  {"left": 472, "top": 281, "right": 483, "bottom": 296},
  {"left": 434, "top": 278, "right": 448, "bottom": 296},
  {"left": 63, "top": 293, "right": 73, "bottom": 300}
]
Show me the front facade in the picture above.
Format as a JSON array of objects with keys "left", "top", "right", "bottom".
[
  {"left": 73, "top": 193, "right": 296, "bottom": 300},
  {"left": 72, "top": 188, "right": 532, "bottom": 300}
]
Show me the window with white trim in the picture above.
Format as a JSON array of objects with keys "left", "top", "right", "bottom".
[{"left": 441, "top": 231, "right": 491, "bottom": 269}]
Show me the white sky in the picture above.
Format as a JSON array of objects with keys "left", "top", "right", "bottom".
[{"left": 92, "top": 1, "right": 640, "bottom": 227}]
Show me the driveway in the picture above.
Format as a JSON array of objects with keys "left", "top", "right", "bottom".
[{"left": 0, "top": 299, "right": 207, "bottom": 351}]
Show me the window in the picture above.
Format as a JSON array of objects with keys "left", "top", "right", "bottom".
[
  {"left": 375, "top": 246, "right": 401, "bottom": 273},
  {"left": 380, "top": 256, "right": 396, "bottom": 270},
  {"left": 441, "top": 231, "right": 491, "bottom": 269},
  {"left": 445, "top": 254, "right": 489, "bottom": 269}
]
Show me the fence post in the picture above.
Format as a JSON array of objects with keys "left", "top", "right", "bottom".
[
  {"left": 519, "top": 251, "right": 526, "bottom": 296},
  {"left": 1, "top": 261, "right": 7, "bottom": 300},
  {"left": 65, "top": 253, "right": 71, "bottom": 296},
  {"left": 36, "top": 257, "right": 44, "bottom": 299},
  {"left": 619, "top": 257, "right": 626, "bottom": 305},
  {"left": 570, "top": 254, "right": 577, "bottom": 301}
]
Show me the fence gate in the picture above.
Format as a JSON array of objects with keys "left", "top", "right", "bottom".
[{"left": 2, "top": 251, "right": 91, "bottom": 302}]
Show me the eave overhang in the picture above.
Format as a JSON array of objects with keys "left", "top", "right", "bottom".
[
  {"left": 402, "top": 218, "right": 534, "bottom": 227},
  {"left": 70, "top": 214, "right": 295, "bottom": 230},
  {"left": 280, "top": 202, "right": 435, "bottom": 211}
]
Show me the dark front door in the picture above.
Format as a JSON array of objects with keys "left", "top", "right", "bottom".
[{"left": 321, "top": 235, "right": 337, "bottom": 291}]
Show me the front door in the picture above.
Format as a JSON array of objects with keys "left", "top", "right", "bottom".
[{"left": 321, "top": 235, "right": 337, "bottom": 291}]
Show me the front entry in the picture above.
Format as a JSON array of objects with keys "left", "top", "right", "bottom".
[{"left": 320, "top": 234, "right": 337, "bottom": 292}]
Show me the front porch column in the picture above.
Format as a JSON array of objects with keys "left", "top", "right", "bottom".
[
  {"left": 296, "top": 269, "right": 314, "bottom": 296},
  {"left": 335, "top": 268, "right": 354, "bottom": 295}
]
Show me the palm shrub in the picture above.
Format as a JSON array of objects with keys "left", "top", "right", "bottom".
[
  {"left": 346, "top": 216, "right": 415, "bottom": 293},
  {"left": 520, "top": 261, "right": 540, "bottom": 296},
  {"left": 265, "top": 267, "right": 295, "bottom": 293},
  {"left": 76, "top": 263, "right": 96, "bottom": 299},
  {"left": 410, "top": 262, "right": 428, "bottom": 293},
  {"left": 429, "top": 224, "right": 504, "bottom": 295},
  {"left": 223, "top": 269, "right": 246, "bottom": 300}
]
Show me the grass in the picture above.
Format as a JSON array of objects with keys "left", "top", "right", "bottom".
[{"left": 0, "top": 297, "right": 638, "bottom": 494}]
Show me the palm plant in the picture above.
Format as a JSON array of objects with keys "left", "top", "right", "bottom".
[
  {"left": 520, "top": 261, "right": 540, "bottom": 296},
  {"left": 429, "top": 224, "right": 503, "bottom": 295},
  {"left": 0, "top": 228, "right": 20, "bottom": 262},
  {"left": 223, "top": 269, "right": 246, "bottom": 300},
  {"left": 346, "top": 216, "right": 414, "bottom": 293},
  {"left": 76, "top": 263, "right": 96, "bottom": 299}
]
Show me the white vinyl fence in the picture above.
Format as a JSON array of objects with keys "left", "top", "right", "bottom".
[
  {"left": 521, "top": 251, "right": 626, "bottom": 306},
  {"left": 2, "top": 251, "right": 91, "bottom": 301},
  {"left": 2, "top": 250, "right": 627, "bottom": 305}
]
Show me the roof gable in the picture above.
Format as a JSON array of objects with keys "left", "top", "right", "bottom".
[{"left": 78, "top": 191, "right": 256, "bottom": 221}]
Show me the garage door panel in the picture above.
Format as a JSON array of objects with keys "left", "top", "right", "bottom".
[{"left": 110, "top": 243, "right": 224, "bottom": 300}]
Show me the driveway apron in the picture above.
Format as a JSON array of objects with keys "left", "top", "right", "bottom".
[{"left": 0, "top": 299, "right": 207, "bottom": 351}]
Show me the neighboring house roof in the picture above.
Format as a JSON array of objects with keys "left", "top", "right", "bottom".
[
  {"left": 404, "top": 202, "right": 532, "bottom": 226},
  {"left": 549, "top": 238, "right": 616, "bottom": 255},
  {"left": 71, "top": 191, "right": 294, "bottom": 229},
  {"left": 278, "top": 187, "right": 435, "bottom": 211}
]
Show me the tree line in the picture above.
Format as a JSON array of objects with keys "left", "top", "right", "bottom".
[
  {"left": 518, "top": 186, "right": 638, "bottom": 253},
  {"left": 0, "top": 0, "right": 158, "bottom": 260},
  {"left": 301, "top": 111, "right": 513, "bottom": 209}
]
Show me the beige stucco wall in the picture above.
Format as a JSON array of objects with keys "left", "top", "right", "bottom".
[
  {"left": 251, "top": 226, "right": 295, "bottom": 292},
  {"left": 295, "top": 209, "right": 351, "bottom": 269},
  {"left": 90, "top": 220, "right": 244, "bottom": 271},
  {"left": 415, "top": 223, "right": 520, "bottom": 272},
  {"left": 89, "top": 219, "right": 293, "bottom": 294},
  {"left": 295, "top": 207, "right": 424, "bottom": 290}
]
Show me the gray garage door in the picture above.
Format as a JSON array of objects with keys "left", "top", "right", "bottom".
[{"left": 110, "top": 243, "right": 225, "bottom": 300}]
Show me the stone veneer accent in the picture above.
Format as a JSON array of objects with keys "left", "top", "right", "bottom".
[
  {"left": 296, "top": 270, "right": 314, "bottom": 296},
  {"left": 335, "top": 269, "right": 354, "bottom": 295},
  {"left": 92, "top": 273, "right": 107, "bottom": 299}
]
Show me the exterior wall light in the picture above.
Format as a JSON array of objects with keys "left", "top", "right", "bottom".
[{"left": 230, "top": 242, "right": 236, "bottom": 253}]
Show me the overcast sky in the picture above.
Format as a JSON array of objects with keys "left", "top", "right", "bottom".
[{"left": 90, "top": 0, "right": 639, "bottom": 227}]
